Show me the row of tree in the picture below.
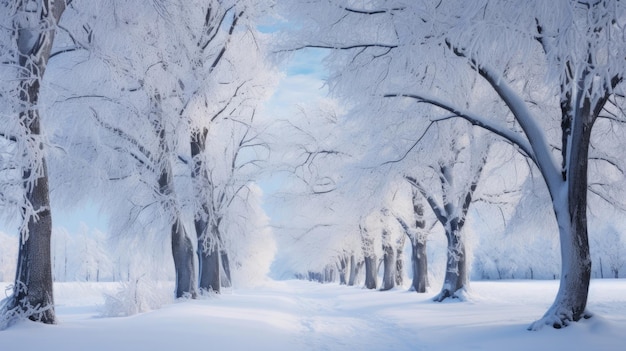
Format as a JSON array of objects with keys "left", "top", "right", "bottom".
[
  {"left": 1, "top": 0, "right": 626, "bottom": 333},
  {"left": 270, "top": 0, "right": 626, "bottom": 330},
  {"left": 0, "top": 0, "right": 275, "bottom": 328}
]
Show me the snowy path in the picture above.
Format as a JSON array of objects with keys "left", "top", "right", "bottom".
[{"left": 1, "top": 279, "right": 625, "bottom": 350}]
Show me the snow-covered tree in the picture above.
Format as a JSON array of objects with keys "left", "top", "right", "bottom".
[
  {"left": 0, "top": 0, "right": 67, "bottom": 327},
  {"left": 395, "top": 188, "right": 430, "bottom": 293},
  {"left": 277, "top": 0, "right": 626, "bottom": 329},
  {"left": 405, "top": 125, "right": 489, "bottom": 301}
]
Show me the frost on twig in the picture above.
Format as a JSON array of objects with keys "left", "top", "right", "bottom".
[{"left": 0, "top": 285, "right": 55, "bottom": 330}]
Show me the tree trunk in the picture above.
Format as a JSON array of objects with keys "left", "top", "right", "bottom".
[
  {"left": 599, "top": 257, "right": 604, "bottom": 279},
  {"left": 197, "top": 222, "right": 221, "bottom": 293},
  {"left": 410, "top": 238, "right": 429, "bottom": 293},
  {"left": 531, "top": 106, "right": 593, "bottom": 329},
  {"left": 220, "top": 249, "right": 232, "bottom": 288},
  {"left": 410, "top": 189, "right": 428, "bottom": 292},
  {"left": 155, "top": 96, "right": 196, "bottom": 299},
  {"left": 159, "top": 166, "right": 196, "bottom": 299},
  {"left": 11, "top": 156, "right": 55, "bottom": 323},
  {"left": 2, "top": 0, "right": 68, "bottom": 327},
  {"left": 363, "top": 254, "right": 377, "bottom": 289},
  {"left": 171, "top": 218, "right": 197, "bottom": 298},
  {"left": 337, "top": 255, "right": 348, "bottom": 285},
  {"left": 395, "top": 236, "right": 405, "bottom": 287},
  {"left": 381, "top": 242, "right": 395, "bottom": 291},
  {"left": 531, "top": 196, "right": 591, "bottom": 328},
  {"left": 433, "top": 221, "right": 468, "bottom": 302},
  {"left": 190, "top": 128, "right": 222, "bottom": 293},
  {"left": 347, "top": 254, "right": 357, "bottom": 286}
]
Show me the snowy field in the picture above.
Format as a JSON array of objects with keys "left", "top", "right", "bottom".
[{"left": 0, "top": 279, "right": 625, "bottom": 351}]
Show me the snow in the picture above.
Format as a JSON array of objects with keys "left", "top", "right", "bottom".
[{"left": 1, "top": 279, "right": 625, "bottom": 350}]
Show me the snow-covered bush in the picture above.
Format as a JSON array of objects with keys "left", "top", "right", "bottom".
[{"left": 101, "top": 277, "right": 174, "bottom": 317}]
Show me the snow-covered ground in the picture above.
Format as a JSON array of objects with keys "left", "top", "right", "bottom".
[{"left": 0, "top": 279, "right": 625, "bottom": 350}]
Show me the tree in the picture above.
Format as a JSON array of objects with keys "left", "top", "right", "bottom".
[
  {"left": 0, "top": 0, "right": 67, "bottom": 327},
  {"left": 278, "top": 0, "right": 626, "bottom": 329},
  {"left": 395, "top": 188, "right": 429, "bottom": 293},
  {"left": 154, "top": 0, "right": 275, "bottom": 294},
  {"left": 405, "top": 126, "right": 489, "bottom": 301},
  {"left": 49, "top": 1, "right": 199, "bottom": 299},
  {"left": 389, "top": 0, "right": 625, "bottom": 328},
  {"left": 360, "top": 223, "right": 378, "bottom": 290}
]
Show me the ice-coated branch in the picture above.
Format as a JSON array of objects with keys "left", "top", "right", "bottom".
[
  {"left": 444, "top": 40, "right": 561, "bottom": 192},
  {"left": 207, "top": 10, "right": 244, "bottom": 72},
  {"left": 458, "top": 150, "right": 488, "bottom": 229},
  {"left": 200, "top": 5, "right": 236, "bottom": 51},
  {"left": 209, "top": 80, "right": 249, "bottom": 122},
  {"left": 278, "top": 43, "right": 398, "bottom": 53},
  {"left": 381, "top": 120, "right": 437, "bottom": 165},
  {"left": 342, "top": 6, "right": 406, "bottom": 15},
  {"left": 405, "top": 175, "right": 447, "bottom": 226},
  {"left": 89, "top": 108, "right": 155, "bottom": 169},
  {"left": 384, "top": 93, "right": 535, "bottom": 160}
]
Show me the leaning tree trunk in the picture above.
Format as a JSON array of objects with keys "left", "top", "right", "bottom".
[
  {"left": 434, "top": 219, "right": 468, "bottom": 302},
  {"left": 2, "top": 0, "right": 68, "bottom": 327},
  {"left": 530, "top": 102, "right": 593, "bottom": 329}
]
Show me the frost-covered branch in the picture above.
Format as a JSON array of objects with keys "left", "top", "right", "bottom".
[
  {"left": 384, "top": 93, "right": 535, "bottom": 160},
  {"left": 405, "top": 175, "right": 446, "bottom": 225},
  {"left": 89, "top": 108, "right": 155, "bottom": 169}
]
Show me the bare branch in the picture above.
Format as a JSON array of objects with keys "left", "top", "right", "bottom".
[
  {"left": 381, "top": 120, "right": 437, "bottom": 165},
  {"left": 277, "top": 43, "right": 397, "bottom": 53},
  {"left": 343, "top": 6, "right": 406, "bottom": 15}
]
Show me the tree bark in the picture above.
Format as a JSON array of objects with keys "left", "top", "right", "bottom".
[
  {"left": 381, "top": 240, "right": 395, "bottom": 291},
  {"left": 531, "top": 100, "right": 594, "bottom": 329},
  {"left": 190, "top": 128, "right": 222, "bottom": 293},
  {"left": 410, "top": 238, "right": 428, "bottom": 293},
  {"left": 197, "top": 222, "right": 221, "bottom": 293},
  {"left": 347, "top": 254, "right": 357, "bottom": 286},
  {"left": 433, "top": 221, "right": 468, "bottom": 302},
  {"left": 12, "top": 156, "right": 55, "bottom": 323},
  {"left": 410, "top": 190, "right": 428, "bottom": 292},
  {"left": 363, "top": 254, "right": 377, "bottom": 289},
  {"left": 337, "top": 255, "right": 349, "bottom": 285},
  {"left": 395, "top": 190, "right": 429, "bottom": 293},
  {"left": 159, "top": 163, "right": 196, "bottom": 299},
  {"left": 3, "top": 0, "right": 68, "bottom": 326},
  {"left": 395, "top": 236, "right": 405, "bottom": 287},
  {"left": 220, "top": 249, "right": 232, "bottom": 288},
  {"left": 154, "top": 96, "right": 196, "bottom": 299},
  {"left": 171, "top": 218, "right": 197, "bottom": 298}
]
